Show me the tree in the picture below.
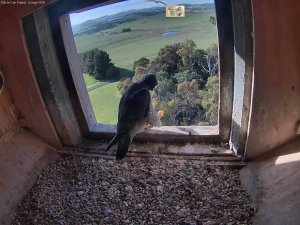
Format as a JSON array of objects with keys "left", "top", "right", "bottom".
[
  {"left": 199, "top": 76, "right": 219, "bottom": 125},
  {"left": 133, "top": 57, "right": 150, "bottom": 70},
  {"left": 156, "top": 79, "right": 176, "bottom": 101},
  {"left": 202, "top": 44, "right": 219, "bottom": 77},
  {"left": 106, "top": 66, "right": 120, "bottom": 79},
  {"left": 175, "top": 79, "right": 205, "bottom": 125},
  {"left": 78, "top": 49, "right": 119, "bottom": 81},
  {"left": 86, "top": 50, "right": 96, "bottom": 75},
  {"left": 78, "top": 52, "right": 88, "bottom": 73},
  {"left": 174, "top": 70, "right": 205, "bottom": 88},
  {"left": 156, "top": 71, "right": 170, "bottom": 81},
  {"left": 190, "top": 49, "right": 210, "bottom": 79},
  {"left": 174, "top": 40, "right": 217, "bottom": 81},
  {"left": 121, "top": 28, "right": 132, "bottom": 32},
  {"left": 117, "top": 77, "right": 133, "bottom": 94},
  {"left": 132, "top": 67, "right": 148, "bottom": 82},
  {"left": 177, "top": 39, "right": 197, "bottom": 71},
  {"left": 93, "top": 50, "right": 113, "bottom": 80},
  {"left": 133, "top": 40, "right": 220, "bottom": 126},
  {"left": 147, "top": 43, "right": 182, "bottom": 74},
  {"left": 177, "top": 79, "right": 199, "bottom": 105},
  {"left": 153, "top": 98, "right": 179, "bottom": 126}
]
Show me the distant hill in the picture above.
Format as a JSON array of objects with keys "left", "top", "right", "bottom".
[{"left": 72, "top": 3, "right": 215, "bottom": 36}]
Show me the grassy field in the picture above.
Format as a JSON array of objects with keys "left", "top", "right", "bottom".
[
  {"left": 83, "top": 73, "right": 120, "bottom": 124},
  {"left": 83, "top": 73, "right": 100, "bottom": 87},
  {"left": 74, "top": 12, "right": 217, "bottom": 70},
  {"left": 78, "top": 11, "right": 217, "bottom": 124},
  {"left": 88, "top": 82, "right": 121, "bottom": 124}
]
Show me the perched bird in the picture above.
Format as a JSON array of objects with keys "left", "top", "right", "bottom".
[{"left": 105, "top": 74, "right": 162, "bottom": 160}]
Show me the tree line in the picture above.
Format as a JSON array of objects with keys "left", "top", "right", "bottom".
[
  {"left": 79, "top": 49, "right": 120, "bottom": 81},
  {"left": 78, "top": 40, "right": 218, "bottom": 126},
  {"left": 118, "top": 39, "right": 219, "bottom": 126}
]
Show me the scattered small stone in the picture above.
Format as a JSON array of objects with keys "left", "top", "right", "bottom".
[
  {"left": 207, "top": 177, "right": 213, "bottom": 183},
  {"left": 125, "top": 185, "right": 133, "bottom": 192},
  {"left": 104, "top": 208, "right": 113, "bottom": 215},
  {"left": 12, "top": 156, "right": 253, "bottom": 225}
]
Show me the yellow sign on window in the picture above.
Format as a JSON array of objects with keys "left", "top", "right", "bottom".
[{"left": 166, "top": 5, "right": 185, "bottom": 17}]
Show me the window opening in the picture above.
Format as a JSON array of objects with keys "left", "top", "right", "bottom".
[
  {"left": 23, "top": 0, "right": 246, "bottom": 149},
  {"left": 69, "top": 0, "right": 220, "bottom": 127}
]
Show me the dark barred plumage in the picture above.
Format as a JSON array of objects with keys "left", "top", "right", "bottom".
[{"left": 105, "top": 74, "right": 161, "bottom": 160}]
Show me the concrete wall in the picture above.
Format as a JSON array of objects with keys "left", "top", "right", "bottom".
[
  {"left": 0, "top": 129, "right": 59, "bottom": 225},
  {"left": 242, "top": 2, "right": 300, "bottom": 222},
  {"left": 240, "top": 138, "right": 300, "bottom": 225},
  {"left": 245, "top": 0, "right": 300, "bottom": 159}
]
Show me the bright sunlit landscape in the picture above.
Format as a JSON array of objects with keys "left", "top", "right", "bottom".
[{"left": 70, "top": 0, "right": 219, "bottom": 126}]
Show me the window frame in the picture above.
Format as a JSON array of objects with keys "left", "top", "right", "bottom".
[{"left": 22, "top": 0, "right": 253, "bottom": 157}]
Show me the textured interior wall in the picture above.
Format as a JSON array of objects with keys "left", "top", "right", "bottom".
[
  {"left": 0, "top": 75, "right": 19, "bottom": 137},
  {"left": 245, "top": 0, "right": 300, "bottom": 159},
  {"left": 0, "top": 2, "right": 298, "bottom": 224},
  {"left": 0, "top": 2, "right": 60, "bottom": 146},
  {"left": 0, "top": 4, "right": 60, "bottom": 223},
  {"left": 240, "top": 138, "right": 300, "bottom": 225},
  {"left": 0, "top": 129, "right": 60, "bottom": 225}
]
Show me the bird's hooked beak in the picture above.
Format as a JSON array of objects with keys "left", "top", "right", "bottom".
[
  {"left": 150, "top": 86, "right": 158, "bottom": 96},
  {"left": 150, "top": 90, "right": 154, "bottom": 97}
]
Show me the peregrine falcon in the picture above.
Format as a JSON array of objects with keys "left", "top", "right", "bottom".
[{"left": 105, "top": 74, "right": 162, "bottom": 160}]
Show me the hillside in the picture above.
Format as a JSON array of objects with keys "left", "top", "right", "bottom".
[
  {"left": 72, "top": 4, "right": 215, "bottom": 36},
  {"left": 74, "top": 11, "right": 217, "bottom": 70},
  {"left": 72, "top": 3, "right": 218, "bottom": 125}
]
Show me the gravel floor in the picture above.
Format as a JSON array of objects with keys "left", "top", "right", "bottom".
[{"left": 12, "top": 156, "right": 254, "bottom": 225}]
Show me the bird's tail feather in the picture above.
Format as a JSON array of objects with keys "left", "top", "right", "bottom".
[
  {"left": 116, "top": 134, "right": 132, "bottom": 160},
  {"left": 105, "top": 134, "right": 120, "bottom": 152}
]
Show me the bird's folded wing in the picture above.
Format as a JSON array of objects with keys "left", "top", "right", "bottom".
[{"left": 117, "top": 88, "right": 150, "bottom": 134}]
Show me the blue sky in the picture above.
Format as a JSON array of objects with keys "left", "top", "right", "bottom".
[{"left": 70, "top": 0, "right": 214, "bottom": 25}]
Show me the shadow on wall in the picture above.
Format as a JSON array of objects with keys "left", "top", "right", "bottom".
[
  {"left": 0, "top": 71, "right": 4, "bottom": 94},
  {"left": 240, "top": 138, "right": 300, "bottom": 225},
  {"left": 230, "top": 118, "right": 247, "bottom": 156},
  {"left": 295, "top": 119, "right": 300, "bottom": 135}
]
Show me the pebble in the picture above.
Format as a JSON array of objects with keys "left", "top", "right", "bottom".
[{"left": 12, "top": 156, "right": 253, "bottom": 225}]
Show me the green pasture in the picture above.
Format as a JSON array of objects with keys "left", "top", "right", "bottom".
[
  {"left": 88, "top": 82, "right": 121, "bottom": 124},
  {"left": 83, "top": 73, "right": 100, "bottom": 88},
  {"left": 74, "top": 12, "right": 217, "bottom": 70},
  {"left": 79, "top": 11, "right": 217, "bottom": 124}
]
